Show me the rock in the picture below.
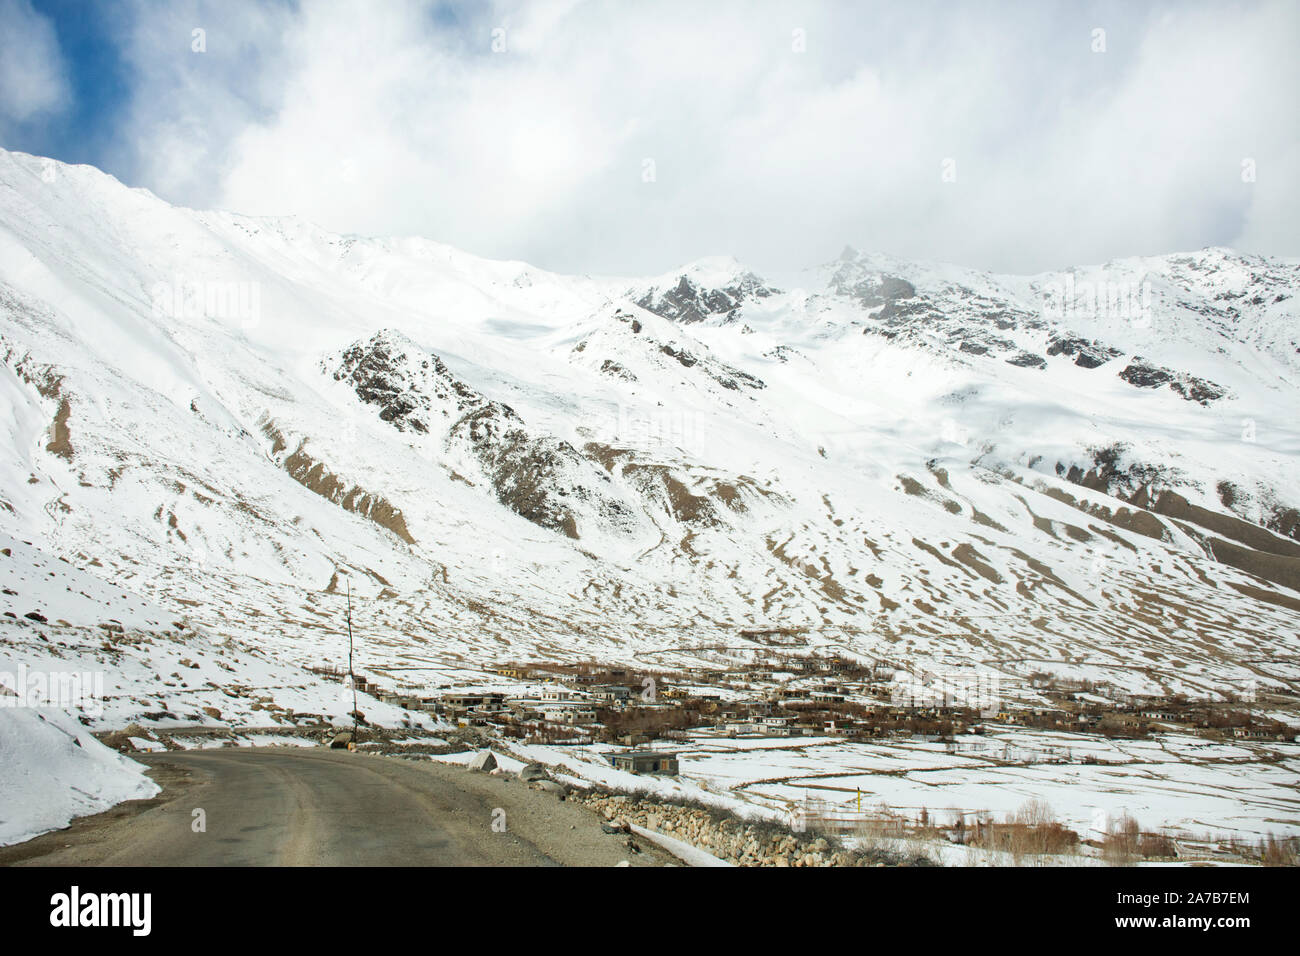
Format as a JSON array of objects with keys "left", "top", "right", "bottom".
[
  {"left": 1046, "top": 334, "right": 1123, "bottom": 369},
  {"left": 530, "top": 779, "right": 567, "bottom": 797},
  {"left": 466, "top": 749, "right": 497, "bottom": 772},
  {"left": 100, "top": 728, "right": 138, "bottom": 752},
  {"left": 518, "top": 762, "right": 549, "bottom": 783}
]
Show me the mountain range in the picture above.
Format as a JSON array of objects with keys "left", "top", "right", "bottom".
[{"left": 2, "top": 147, "right": 1298, "bottom": 716}]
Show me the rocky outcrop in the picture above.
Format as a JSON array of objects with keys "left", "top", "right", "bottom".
[
  {"left": 3, "top": 342, "right": 74, "bottom": 460},
  {"left": 634, "top": 272, "right": 775, "bottom": 325},
  {"left": 447, "top": 405, "right": 603, "bottom": 540},
  {"left": 327, "top": 330, "right": 646, "bottom": 541},
  {"left": 572, "top": 310, "right": 766, "bottom": 394},
  {"left": 467, "top": 749, "right": 498, "bottom": 772},
  {"left": 1046, "top": 335, "right": 1123, "bottom": 368},
  {"left": 261, "top": 418, "right": 416, "bottom": 544},
  {"left": 1005, "top": 351, "right": 1048, "bottom": 369},
  {"left": 1051, "top": 458, "right": 1300, "bottom": 581},
  {"left": 582, "top": 443, "right": 776, "bottom": 533},
  {"left": 327, "top": 330, "right": 480, "bottom": 432},
  {"left": 1118, "top": 358, "right": 1228, "bottom": 404},
  {"left": 1151, "top": 489, "right": 1300, "bottom": 556},
  {"left": 657, "top": 341, "right": 764, "bottom": 391},
  {"left": 828, "top": 260, "right": 918, "bottom": 308}
]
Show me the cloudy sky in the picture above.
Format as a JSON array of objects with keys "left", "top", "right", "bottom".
[{"left": 1, "top": 0, "right": 1296, "bottom": 276}]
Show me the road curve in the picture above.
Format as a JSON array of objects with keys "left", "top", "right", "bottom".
[{"left": 0, "top": 747, "right": 671, "bottom": 867}]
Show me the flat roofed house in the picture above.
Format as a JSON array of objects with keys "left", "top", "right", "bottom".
[
  {"left": 761, "top": 715, "right": 795, "bottom": 736},
  {"left": 442, "top": 692, "right": 505, "bottom": 709},
  {"left": 608, "top": 751, "right": 679, "bottom": 775}
]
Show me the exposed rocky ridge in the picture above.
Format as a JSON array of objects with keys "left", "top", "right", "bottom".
[
  {"left": 3, "top": 341, "right": 72, "bottom": 462},
  {"left": 832, "top": 251, "right": 1233, "bottom": 403},
  {"left": 1117, "top": 358, "right": 1229, "bottom": 405},
  {"left": 260, "top": 417, "right": 415, "bottom": 544},
  {"left": 829, "top": 255, "right": 919, "bottom": 310},
  {"left": 573, "top": 309, "right": 765, "bottom": 394},
  {"left": 633, "top": 270, "right": 776, "bottom": 325},
  {"left": 1046, "top": 335, "right": 1123, "bottom": 369},
  {"left": 3, "top": 342, "right": 65, "bottom": 402},
  {"left": 581, "top": 441, "right": 779, "bottom": 531},
  {"left": 1055, "top": 442, "right": 1299, "bottom": 544},
  {"left": 1151, "top": 249, "right": 1300, "bottom": 359},
  {"left": 327, "top": 330, "right": 478, "bottom": 432},
  {"left": 1039, "top": 442, "right": 1300, "bottom": 592},
  {"left": 326, "top": 330, "right": 645, "bottom": 542}
]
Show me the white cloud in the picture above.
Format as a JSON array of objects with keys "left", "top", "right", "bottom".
[
  {"left": 106, "top": 0, "right": 295, "bottom": 206},
  {"left": 0, "top": 0, "right": 71, "bottom": 126},
  {"left": 108, "top": 0, "right": 1300, "bottom": 275}
]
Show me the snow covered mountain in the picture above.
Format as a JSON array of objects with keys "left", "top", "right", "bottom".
[{"left": 2, "top": 146, "right": 1298, "bottom": 723}]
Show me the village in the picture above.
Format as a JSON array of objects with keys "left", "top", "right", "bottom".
[{"left": 309, "top": 648, "right": 1297, "bottom": 776}]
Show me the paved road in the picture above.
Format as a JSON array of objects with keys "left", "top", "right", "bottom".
[{"left": 0, "top": 748, "right": 671, "bottom": 867}]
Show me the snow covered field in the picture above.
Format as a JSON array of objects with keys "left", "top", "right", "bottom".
[{"left": 505, "top": 727, "right": 1300, "bottom": 846}]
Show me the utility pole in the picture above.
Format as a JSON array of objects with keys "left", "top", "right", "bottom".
[{"left": 347, "top": 578, "right": 357, "bottom": 743}]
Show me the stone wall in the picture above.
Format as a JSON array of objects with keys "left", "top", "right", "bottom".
[{"left": 575, "top": 790, "right": 935, "bottom": 867}]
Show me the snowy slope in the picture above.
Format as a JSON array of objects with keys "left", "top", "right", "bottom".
[
  {"left": 0, "top": 145, "right": 1296, "bottom": 735},
  {"left": 0, "top": 704, "right": 158, "bottom": 846}
]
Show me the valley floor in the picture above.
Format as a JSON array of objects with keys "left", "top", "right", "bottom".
[{"left": 487, "top": 728, "right": 1300, "bottom": 863}]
